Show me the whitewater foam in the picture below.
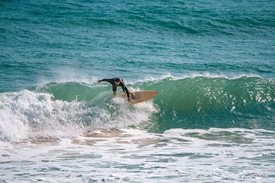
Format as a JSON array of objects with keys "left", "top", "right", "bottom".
[
  {"left": 0, "top": 88, "right": 158, "bottom": 143},
  {"left": 0, "top": 90, "right": 85, "bottom": 142},
  {"left": 127, "top": 72, "right": 263, "bottom": 85}
]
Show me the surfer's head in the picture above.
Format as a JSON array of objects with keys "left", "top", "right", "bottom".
[{"left": 114, "top": 78, "right": 121, "bottom": 86}]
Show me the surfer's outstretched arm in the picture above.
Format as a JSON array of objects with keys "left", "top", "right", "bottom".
[{"left": 98, "top": 79, "right": 113, "bottom": 84}]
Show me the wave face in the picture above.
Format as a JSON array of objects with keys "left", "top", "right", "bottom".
[
  {"left": 139, "top": 77, "right": 274, "bottom": 131},
  {"left": 46, "top": 76, "right": 274, "bottom": 131},
  {"left": 0, "top": 76, "right": 274, "bottom": 141}
]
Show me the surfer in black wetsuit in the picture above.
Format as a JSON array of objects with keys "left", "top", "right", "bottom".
[{"left": 98, "top": 77, "right": 132, "bottom": 102}]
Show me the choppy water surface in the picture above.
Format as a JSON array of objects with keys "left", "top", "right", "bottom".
[{"left": 1, "top": 128, "right": 275, "bottom": 182}]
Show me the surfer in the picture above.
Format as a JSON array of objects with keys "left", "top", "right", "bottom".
[{"left": 98, "top": 77, "right": 132, "bottom": 102}]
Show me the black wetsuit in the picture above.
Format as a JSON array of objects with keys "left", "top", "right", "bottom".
[{"left": 98, "top": 78, "right": 130, "bottom": 100}]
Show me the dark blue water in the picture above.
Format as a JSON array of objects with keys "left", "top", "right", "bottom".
[{"left": 1, "top": 0, "right": 274, "bottom": 91}]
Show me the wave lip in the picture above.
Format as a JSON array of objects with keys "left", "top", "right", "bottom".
[
  {"left": 38, "top": 75, "right": 275, "bottom": 132},
  {"left": 0, "top": 76, "right": 274, "bottom": 142}
]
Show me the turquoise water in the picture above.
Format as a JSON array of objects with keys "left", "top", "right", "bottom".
[{"left": 1, "top": 0, "right": 275, "bottom": 182}]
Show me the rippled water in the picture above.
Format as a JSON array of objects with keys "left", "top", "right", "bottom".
[{"left": 1, "top": 129, "right": 275, "bottom": 182}]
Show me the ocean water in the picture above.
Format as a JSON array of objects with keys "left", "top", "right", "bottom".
[{"left": 0, "top": 0, "right": 275, "bottom": 182}]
